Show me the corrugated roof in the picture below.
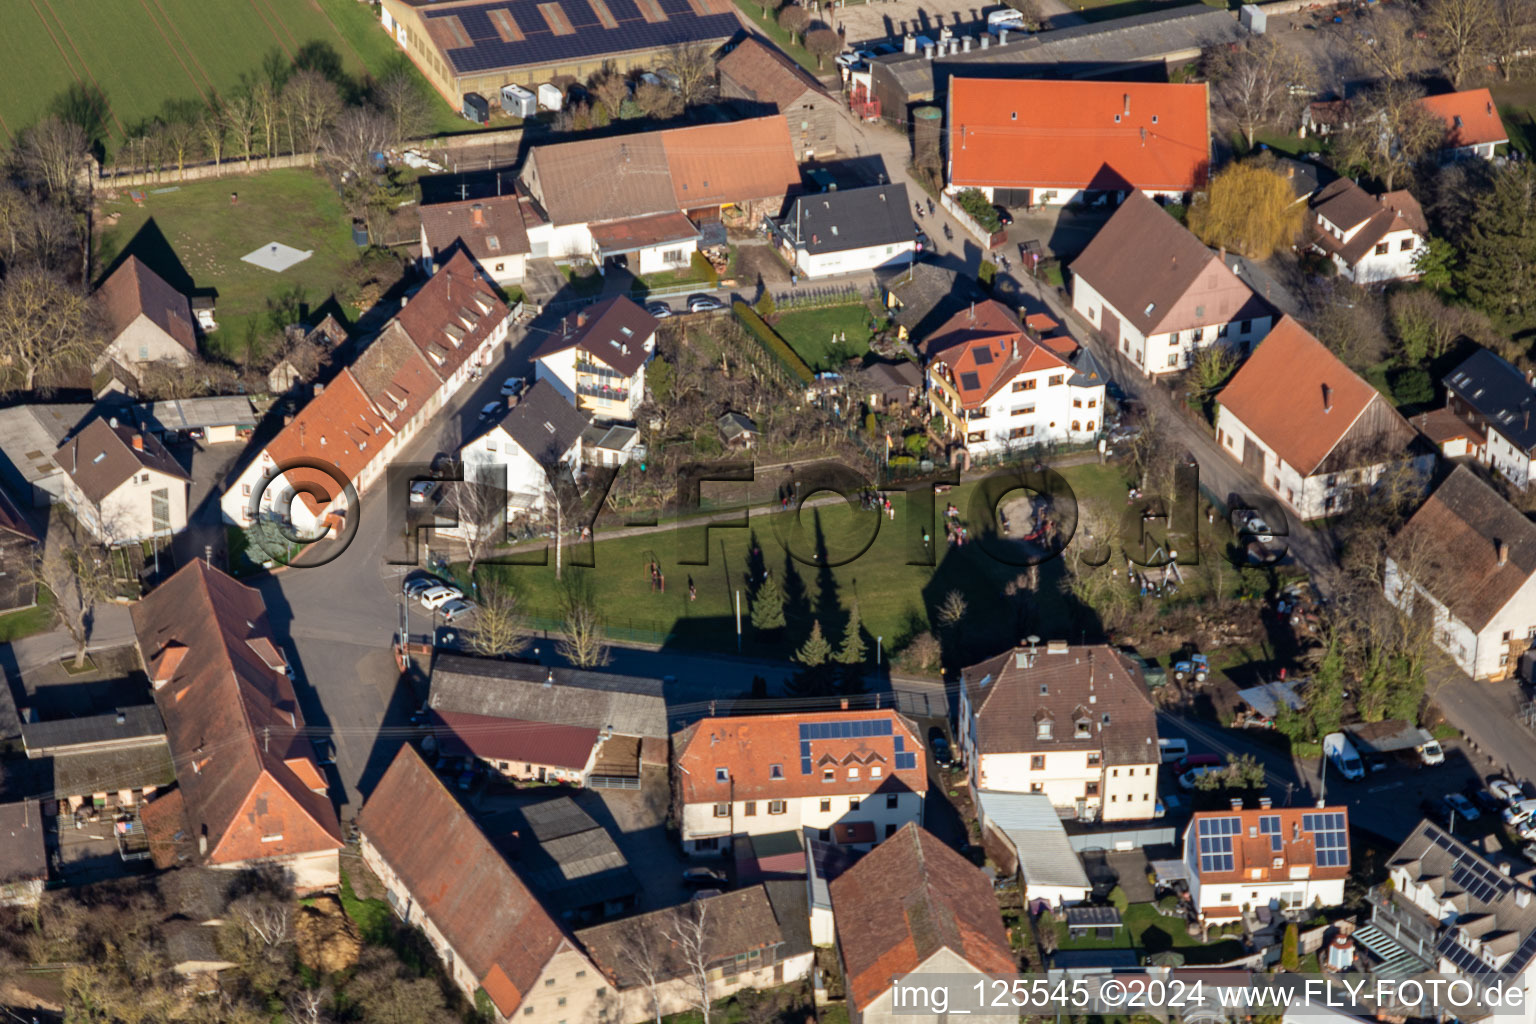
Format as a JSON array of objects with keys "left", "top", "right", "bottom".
[
  {"left": 429, "top": 655, "right": 667, "bottom": 737},
  {"left": 976, "top": 791, "right": 1091, "bottom": 890},
  {"left": 949, "top": 79, "right": 1210, "bottom": 192},
  {"left": 140, "top": 396, "right": 257, "bottom": 432}
]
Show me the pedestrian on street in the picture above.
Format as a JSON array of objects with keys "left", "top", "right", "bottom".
[{"left": 688, "top": 577, "right": 697, "bottom": 601}]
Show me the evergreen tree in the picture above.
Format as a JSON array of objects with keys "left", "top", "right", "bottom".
[
  {"left": 1455, "top": 162, "right": 1536, "bottom": 321},
  {"left": 750, "top": 572, "right": 786, "bottom": 631},
  {"left": 795, "top": 619, "right": 831, "bottom": 666},
  {"left": 835, "top": 601, "right": 866, "bottom": 665}
]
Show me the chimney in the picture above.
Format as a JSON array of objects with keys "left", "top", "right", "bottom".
[
  {"left": 198, "top": 834, "right": 207, "bottom": 857},
  {"left": 980, "top": 34, "right": 990, "bottom": 48},
  {"left": 471, "top": 203, "right": 484, "bottom": 226},
  {"left": 1322, "top": 383, "right": 1333, "bottom": 412},
  {"left": 131, "top": 433, "right": 144, "bottom": 451},
  {"left": 840, "top": 698, "right": 849, "bottom": 709},
  {"left": 1500, "top": 861, "right": 1514, "bottom": 876},
  {"left": 1518, "top": 889, "right": 1533, "bottom": 908},
  {"left": 1498, "top": 540, "right": 1510, "bottom": 566},
  {"left": 1259, "top": 796, "right": 1272, "bottom": 809},
  {"left": 1123, "top": 93, "right": 1130, "bottom": 117},
  {"left": 998, "top": 27, "right": 1008, "bottom": 44},
  {"left": 903, "top": 33, "right": 917, "bottom": 54},
  {"left": 1229, "top": 797, "right": 1243, "bottom": 811},
  {"left": 962, "top": 35, "right": 972, "bottom": 52},
  {"left": 924, "top": 43, "right": 935, "bottom": 59}
]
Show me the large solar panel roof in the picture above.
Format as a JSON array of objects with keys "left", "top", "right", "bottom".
[{"left": 424, "top": 0, "right": 740, "bottom": 76}]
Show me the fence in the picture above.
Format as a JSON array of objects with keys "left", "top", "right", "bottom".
[
  {"left": 939, "top": 189, "right": 1007, "bottom": 249},
  {"left": 771, "top": 283, "right": 877, "bottom": 311},
  {"left": 524, "top": 612, "right": 675, "bottom": 647},
  {"left": 588, "top": 775, "right": 642, "bottom": 790}
]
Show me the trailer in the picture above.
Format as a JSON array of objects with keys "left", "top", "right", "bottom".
[
  {"left": 462, "top": 91, "right": 491, "bottom": 125},
  {"left": 537, "top": 83, "right": 563, "bottom": 112},
  {"left": 501, "top": 84, "right": 537, "bottom": 118}
]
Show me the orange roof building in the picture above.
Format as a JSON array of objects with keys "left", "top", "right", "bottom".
[
  {"left": 921, "top": 299, "right": 1106, "bottom": 457},
  {"left": 131, "top": 561, "right": 343, "bottom": 891},
  {"left": 1179, "top": 802, "right": 1350, "bottom": 920},
  {"left": 829, "top": 823, "right": 1016, "bottom": 1018},
  {"left": 672, "top": 709, "right": 928, "bottom": 857},
  {"left": 1419, "top": 89, "right": 1508, "bottom": 160},
  {"left": 1214, "top": 316, "right": 1425, "bottom": 520},
  {"left": 947, "top": 79, "right": 1210, "bottom": 205}
]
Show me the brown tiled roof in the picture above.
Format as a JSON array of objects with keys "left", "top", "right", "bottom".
[
  {"left": 357, "top": 746, "right": 574, "bottom": 1018},
  {"left": 961, "top": 644, "right": 1158, "bottom": 765},
  {"left": 1186, "top": 805, "right": 1351, "bottom": 885},
  {"left": 1419, "top": 89, "right": 1509, "bottom": 149},
  {"left": 56, "top": 416, "right": 189, "bottom": 505},
  {"left": 0, "top": 801, "right": 46, "bottom": 885},
  {"left": 420, "top": 194, "right": 532, "bottom": 262},
  {"left": 351, "top": 321, "right": 439, "bottom": 429},
  {"left": 922, "top": 300, "right": 1071, "bottom": 409},
  {"left": 1415, "top": 407, "right": 1484, "bottom": 448},
  {"left": 578, "top": 884, "right": 786, "bottom": 988},
  {"left": 1217, "top": 315, "right": 1409, "bottom": 476},
  {"left": 1391, "top": 465, "right": 1536, "bottom": 633},
  {"left": 664, "top": 116, "right": 800, "bottom": 209},
  {"left": 431, "top": 710, "right": 600, "bottom": 769},
  {"left": 535, "top": 296, "right": 658, "bottom": 377},
  {"left": 829, "top": 824, "right": 1014, "bottom": 1011},
  {"left": 394, "top": 250, "right": 510, "bottom": 383},
  {"left": 673, "top": 709, "right": 928, "bottom": 805},
  {"left": 96, "top": 256, "right": 197, "bottom": 356},
  {"left": 588, "top": 211, "right": 702, "bottom": 252},
  {"left": 130, "top": 561, "right": 342, "bottom": 867},
  {"left": 1310, "top": 179, "right": 1427, "bottom": 267},
  {"left": 1069, "top": 191, "right": 1268, "bottom": 336},
  {"left": 717, "top": 37, "right": 829, "bottom": 109}
]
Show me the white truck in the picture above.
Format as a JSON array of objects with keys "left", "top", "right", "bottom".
[{"left": 1323, "top": 732, "right": 1365, "bottom": 781}]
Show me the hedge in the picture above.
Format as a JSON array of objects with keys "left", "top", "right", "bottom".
[
  {"left": 732, "top": 302, "right": 814, "bottom": 384},
  {"left": 691, "top": 250, "right": 720, "bottom": 289}
]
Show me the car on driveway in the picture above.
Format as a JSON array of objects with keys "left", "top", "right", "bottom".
[
  {"left": 687, "top": 294, "right": 723, "bottom": 313},
  {"left": 645, "top": 301, "right": 673, "bottom": 319},
  {"left": 928, "top": 727, "right": 953, "bottom": 767},
  {"left": 439, "top": 598, "right": 474, "bottom": 623},
  {"left": 403, "top": 576, "right": 447, "bottom": 598},
  {"left": 1443, "top": 792, "right": 1479, "bottom": 822},
  {"left": 409, "top": 481, "right": 439, "bottom": 504},
  {"left": 419, "top": 585, "right": 464, "bottom": 609}
]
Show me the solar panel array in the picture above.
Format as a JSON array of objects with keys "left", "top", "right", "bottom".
[
  {"left": 426, "top": 0, "right": 741, "bottom": 76},
  {"left": 798, "top": 719, "right": 908, "bottom": 775},
  {"left": 1507, "top": 929, "right": 1536, "bottom": 974},
  {"left": 1196, "top": 816, "right": 1239, "bottom": 873},
  {"left": 1258, "top": 814, "right": 1282, "bottom": 852},
  {"left": 1438, "top": 934, "right": 1494, "bottom": 978},
  {"left": 1424, "top": 826, "right": 1511, "bottom": 903},
  {"left": 1302, "top": 812, "right": 1349, "bottom": 868}
]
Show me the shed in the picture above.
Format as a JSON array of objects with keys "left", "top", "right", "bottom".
[
  {"left": 1065, "top": 905, "right": 1123, "bottom": 940},
  {"left": 502, "top": 84, "right": 537, "bottom": 118},
  {"left": 976, "top": 790, "right": 1092, "bottom": 907},
  {"left": 189, "top": 295, "right": 216, "bottom": 332},
  {"left": 139, "top": 396, "right": 257, "bottom": 444},
  {"left": 462, "top": 91, "right": 490, "bottom": 125},
  {"left": 718, "top": 412, "right": 758, "bottom": 448},
  {"left": 537, "top": 83, "right": 563, "bottom": 112},
  {"left": 1233, "top": 680, "right": 1304, "bottom": 725},
  {"left": 1240, "top": 3, "right": 1266, "bottom": 32}
]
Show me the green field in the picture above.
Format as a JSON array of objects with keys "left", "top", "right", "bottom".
[
  {"left": 0, "top": 0, "right": 463, "bottom": 149},
  {"left": 770, "top": 304, "right": 879, "bottom": 372},
  {"left": 96, "top": 169, "right": 362, "bottom": 361}
]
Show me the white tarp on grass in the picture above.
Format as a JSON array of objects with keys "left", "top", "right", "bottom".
[{"left": 242, "top": 242, "right": 313, "bottom": 272}]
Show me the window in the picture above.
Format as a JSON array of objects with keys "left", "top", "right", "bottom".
[
  {"left": 713, "top": 803, "right": 730, "bottom": 817},
  {"left": 1075, "top": 719, "right": 1091, "bottom": 739},
  {"left": 1088, "top": 753, "right": 1101, "bottom": 766},
  {"left": 849, "top": 797, "right": 861, "bottom": 810},
  {"left": 1012, "top": 404, "right": 1035, "bottom": 416},
  {"left": 1218, "top": 323, "right": 1229, "bottom": 338},
  {"left": 696, "top": 837, "right": 720, "bottom": 851},
  {"left": 1073, "top": 398, "right": 1083, "bottom": 408},
  {"left": 1030, "top": 754, "right": 1046, "bottom": 770},
  {"left": 1503, "top": 630, "right": 1513, "bottom": 642},
  {"left": 820, "top": 798, "right": 832, "bottom": 812},
  {"left": 1170, "top": 332, "right": 1180, "bottom": 345},
  {"left": 1501, "top": 653, "right": 1511, "bottom": 666},
  {"left": 743, "top": 801, "right": 757, "bottom": 816},
  {"left": 1112, "top": 768, "right": 1119, "bottom": 777},
  {"left": 1374, "top": 242, "right": 1389, "bottom": 255},
  {"left": 1240, "top": 320, "right": 1251, "bottom": 333},
  {"left": 871, "top": 766, "right": 882, "bottom": 778},
  {"left": 848, "top": 767, "right": 859, "bottom": 780},
  {"left": 545, "top": 979, "right": 556, "bottom": 988},
  {"left": 1087, "top": 421, "right": 1095, "bottom": 431},
  {"left": 822, "top": 768, "right": 835, "bottom": 783},
  {"left": 1072, "top": 420, "right": 1081, "bottom": 431},
  {"left": 525, "top": 1009, "right": 535, "bottom": 1016},
  {"left": 1016, "top": 379, "right": 1037, "bottom": 391},
  {"left": 1030, "top": 782, "right": 1044, "bottom": 793},
  {"left": 1086, "top": 782, "right": 1100, "bottom": 797},
  {"left": 1088, "top": 399, "right": 1096, "bottom": 409},
  {"left": 242, "top": 483, "right": 251, "bottom": 496},
  {"left": 770, "top": 763, "right": 783, "bottom": 779},
  {"left": 887, "top": 793, "right": 899, "bottom": 808},
  {"left": 768, "top": 799, "right": 787, "bottom": 814},
  {"left": 577, "top": 971, "right": 587, "bottom": 979},
  {"left": 139, "top": 345, "right": 150, "bottom": 360},
  {"left": 886, "top": 824, "right": 898, "bottom": 837},
  {"left": 1167, "top": 353, "right": 1178, "bottom": 367},
  {"left": 1036, "top": 720, "right": 1051, "bottom": 740},
  {"left": 967, "top": 431, "right": 986, "bottom": 444},
  {"left": 1401, "top": 238, "right": 1414, "bottom": 251},
  {"left": 1009, "top": 426, "right": 1034, "bottom": 440},
  {"left": 559, "top": 999, "right": 567, "bottom": 1008},
  {"left": 1048, "top": 374, "right": 1064, "bottom": 386},
  {"left": 819, "top": 829, "right": 831, "bottom": 841},
  {"left": 716, "top": 767, "right": 729, "bottom": 782}
]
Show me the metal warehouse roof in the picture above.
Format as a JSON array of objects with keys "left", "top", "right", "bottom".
[
  {"left": 140, "top": 396, "right": 257, "bottom": 433},
  {"left": 977, "top": 790, "right": 1091, "bottom": 890}
]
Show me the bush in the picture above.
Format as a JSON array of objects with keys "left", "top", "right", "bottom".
[
  {"left": 954, "top": 188, "right": 1002, "bottom": 233},
  {"left": 1107, "top": 885, "right": 1129, "bottom": 913},
  {"left": 1388, "top": 366, "right": 1433, "bottom": 406},
  {"left": 1281, "top": 922, "right": 1299, "bottom": 972},
  {"left": 979, "top": 259, "right": 998, "bottom": 287},
  {"left": 756, "top": 290, "right": 775, "bottom": 318},
  {"left": 731, "top": 301, "right": 814, "bottom": 384},
  {"left": 691, "top": 250, "right": 719, "bottom": 288}
]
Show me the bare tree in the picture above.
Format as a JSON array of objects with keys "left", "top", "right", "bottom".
[
  {"left": 1487, "top": 0, "right": 1535, "bottom": 81},
  {"left": 224, "top": 92, "right": 259, "bottom": 166},
  {"left": 0, "top": 183, "right": 28, "bottom": 264},
  {"left": 31, "top": 542, "right": 115, "bottom": 670},
  {"left": 557, "top": 596, "right": 613, "bottom": 668},
  {"left": 287, "top": 988, "right": 333, "bottom": 1024},
  {"left": 0, "top": 268, "right": 99, "bottom": 391},
  {"left": 465, "top": 582, "right": 531, "bottom": 658},
  {"left": 14, "top": 116, "right": 90, "bottom": 204},
  {"left": 1333, "top": 81, "right": 1443, "bottom": 189},
  {"left": 374, "top": 67, "right": 434, "bottom": 149},
  {"left": 229, "top": 893, "right": 293, "bottom": 957},
  {"left": 1352, "top": 7, "right": 1423, "bottom": 83},
  {"left": 1422, "top": 0, "right": 1494, "bottom": 88},
  {"left": 613, "top": 914, "right": 670, "bottom": 1024},
  {"left": 591, "top": 70, "right": 630, "bottom": 120},
  {"left": 449, "top": 473, "right": 506, "bottom": 580},
  {"left": 162, "top": 119, "right": 201, "bottom": 179},
  {"left": 805, "top": 27, "right": 841, "bottom": 70},
  {"left": 936, "top": 589, "right": 968, "bottom": 629},
  {"left": 282, "top": 69, "right": 342, "bottom": 155},
  {"left": 1209, "top": 36, "right": 1310, "bottom": 150},
  {"left": 777, "top": 4, "right": 808, "bottom": 44},
  {"left": 663, "top": 41, "right": 719, "bottom": 105},
  {"left": 326, "top": 104, "right": 392, "bottom": 182},
  {"left": 634, "top": 81, "right": 683, "bottom": 120},
  {"left": 662, "top": 899, "right": 713, "bottom": 1024},
  {"left": 200, "top": 97, "right": 228, "bottom": 169},
  {"left": 251, "top": 78, "right": 284, "bottom": 161}
]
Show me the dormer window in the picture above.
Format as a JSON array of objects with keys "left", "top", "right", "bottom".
[
  {"left": 822, "top": 768, "right": 834, "bottom": 783},
  {"left": 770, "top": 764, "right": 783, "bottom": 779},
  {"left": 1037, "top": 719, "right": 1053, "bottom": 740},
  {"left": 1075, "top": 719, "right": 1091, "bottom": 739},
  {"left": 715, "top": 767, "right": 728, "bottom": 782}
]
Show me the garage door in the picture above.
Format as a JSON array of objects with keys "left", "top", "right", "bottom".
[{"left": 1101, "top": 309, "right": 1121, "bottom": 349}]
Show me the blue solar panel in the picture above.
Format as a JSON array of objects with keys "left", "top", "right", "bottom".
[
  {"left": 1259, "top": 815, "right": 1282, "bottom": 851},
  {"left": 1303, "top": 812, "right": 1349, "bottom": 868},
  {"left": 894, "top": 736, "right": 905, "bottom": 753},
  {"left": 895, "top": 753, "right": 917, "bottom": 771}
]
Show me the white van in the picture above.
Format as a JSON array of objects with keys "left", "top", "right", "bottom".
[
  {"left": 1158, "top": 738, "right": 1189, "bottom": 763},
  {"left": 1505, "top": 798, "right": 1536, "bottom": 828}
]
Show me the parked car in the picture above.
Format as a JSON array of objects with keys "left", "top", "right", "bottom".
[
  {"left": 1178, "top": 765, "right": 1219, "bottom": 790},
  {"left": 687, "top": 294, "right": 723, "bottom": 313},
  {"left": 993, "top": 205, "right": 1013, "bottom": 226},
  {"left": 683, "top": 867, "right": 726, "bottom": 887},
  {"left": 403, "top": 577, "right": 442, "bottom": 598},
  {"left": 1443, "top": 792, "right": 1480, "bottom": 822},
  {"left": 928, "top": 727, "right": 953, "bottom": 767},
  {"left": 439, "top": 598, "right": 475, "bottom": 623},
  {"left": 1469, "top": 780, "right": 1505, "bottom": 811},
  {"left": 419, "top": 586, "right": 464, "bottom": 609},
  {"left": 409, "top": 481, "right": 439, "bottom": 504},
  {"left": 1489, "top": 778, "right": 1525, "bottom": 805},
  {"left": 500, "top": 376, "right": 525, "bottom": 397},
  {"left": 645, "top": 301, "right": 673, "bottom": 319},
  {"left": 1505, "top": 798, "right": 1536, "bottom": 827},
  {"left": 479, "top": 401, "right": 503, "bottom": 418},
  {"left": 834, "top": 51, "right": 865, "bottom": 70}
]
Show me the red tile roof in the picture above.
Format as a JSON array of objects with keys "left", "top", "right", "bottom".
[
  {"left": 830, "top": 824, "right": 1014, "bottom": 1011},
  {"left": 95, "top": 256, "right": 197, "bottom": 356},
  {"left": 948, "top": 79, "right": 1210, "bottom": 192},
  {"left": 664, "top": 116, "right": 801, "bottom": 209},
  {"left": 673, "top": 709, "right": 928, "bottom": 804},
  {"left": 1185, "top": 805, "right": 1351, "bottom": 885},
  {"left": 263, "top": 368, "right": 389, "bottom": 504},
  {"left": 393, "top": 249, "right": 509, "bottom": 382},
  {"left": 130, "top": 561, "right": 342, "bottom": 867},
  {"left": 419, "top": 193, "right": 532, "bottom": 263},
  {"left": 430, "top": 710, "right": 600, "bottom": 770},
  {"left": 922, "top": 299, "right": 1070, "bottom": 408},
  {"left": 1217, "top": 316, "right": 1408, "bottom": 476},
  {"left": 1419, "top": 89, "right": 1509, "bottom": 149},
  {"left": 717, "top": 36, "right": 829, "bottom": 109},
  {"left": 357, "top": 746, "right": 575, "bottom": 1018}
]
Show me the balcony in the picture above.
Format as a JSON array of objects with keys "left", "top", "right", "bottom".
[
  {"left": 579, "top": 383, "right": 630, "bottom": 403},
  {"left": 575, "top": 360, "right": 631, "bottom": 382}
]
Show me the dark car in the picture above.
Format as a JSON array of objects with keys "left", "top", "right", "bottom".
[
  {"left": 928, "top": 727, "right": 953, "bottom": 767},
  {"left": 994, "top": 205, "right": 1014, "bottom": 227},
  {"left": 683, "top": 867, "right": 726, "bottom": 887}
]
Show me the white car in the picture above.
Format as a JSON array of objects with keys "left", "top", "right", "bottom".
[
  {"left": 500, "top": 377, "right": 525, "bottom": 398},
  {"left": 439, "top": 598, "right": 475, "bottom": 623},
  {"left": 1490, "top": 779, "right": 1525, "bottom": 805},
  {"left": 409, "top": 481, "right": 438, "bottom": 504},
  {"left": 419, "top": 586, "right": 464, "bottom": 609},
  {"left": 687, "top": 295, "right": 723, "bottom": 313},
  {"left": 1505, "top": 798, "right": 1536, "bottom": 826},
  {"left": 1178, "top": 765, "right": 1218, "bottom": 790},
  {"left": 480, "top": 401, "right": 503, "bottom": 418}
]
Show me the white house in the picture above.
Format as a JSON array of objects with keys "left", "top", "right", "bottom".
[
  {"left": 1215, "top": 316, "right": 1428, "bottom": 521},
  {"left": 958, "top": 643, "right": 1160, "bottom": 823},
  {"left": 221, "top": 251, "right": 509, "bottom": 534},
  {"left": 419, "top": 191, "right": 533, "bottom": 287},
  {"left": 1308, "top": 178, "right": 1427, "bottom": 284},
  {"left": 55, "top": 416, "right": 190, "bottom": 545},
  {"left": 533, "top": 296, "right": 657, "bottom": 423},
  {"left": 922, "top": 299, "right": 1105, "bottom": 459},
  {"left": 1070, "top": 191, "right": 1273, "bottom": 376},
  {"left": 672, "top": 709, "right": 927, "bottom": 857},
  {"left": 1180, "top": 802, "right": 1350, "bottom": 921},
  {"left": 777, "top": 184, "right": 915, "bottom": 279},
  {"left": 830, "top": 824, "right": 1017, "bottom": 1024},
  {"left": 459, "top": 378, "right": 588, "bottom": 523},
  {"left": 94, "top": 256, "right": 198, "bottom": 374},
  {"left": 1442, "top": 348, "right": 1536, "bottom": 487},
  {"left": 1384, "top": 465, "right": 1536, "bottom": 682}
]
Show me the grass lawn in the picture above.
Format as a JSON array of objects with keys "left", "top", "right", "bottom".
[
  {"left": 727, "top": 0, "right": 823, "bottom": 75},
  {"left": 0, "top": 589, "right": 55, "bottom": 644},
  {"left": 476, "top": 463, "right": 1136, "bottom": 660},
  {"left": 96, "top": 169, "right": 362, "bottom": 362},
  {"left": 769, "top": 304, "right": 879, "bottom": 372},
  {"left": 338, "top": 868, "right": 395, "bottom": 945},
  {"left": 1053, "top": 903, "right": 1247, "bottom": 963},
  {"left": 1248, "top": 131, "right": 1326, "bottom": 159}
]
